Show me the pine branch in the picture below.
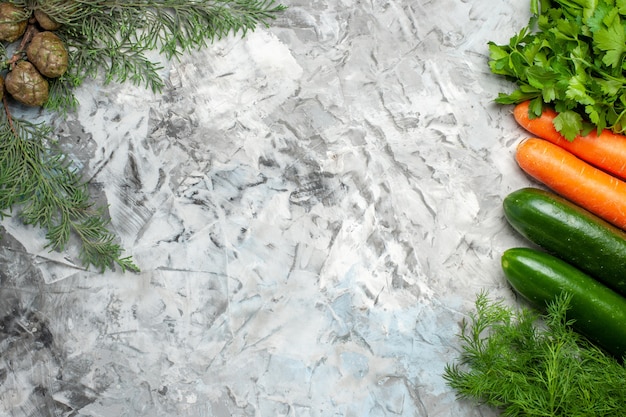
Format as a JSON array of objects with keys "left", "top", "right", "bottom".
[
  {"left": 0, "top": 0, "right": 286, "bottom": 272},
  {"left": 19, "top": 0, "right": 287, "bottom": 100},
  {"left": 0, "top": 109, "right": 139, "bottom": 273}
]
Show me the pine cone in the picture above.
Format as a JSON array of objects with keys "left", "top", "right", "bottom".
[
  {"left": 27, "top": 31, "right": 68, "bottom": 78},
  {"left": 34, "top": 10, "right": 62, "bottom": 31},
  {"left": 5, "top": 60, "right": 49, "bottom": 106},
  {"left": 0, "top": 3, "right": 28, "bottom": 43}
]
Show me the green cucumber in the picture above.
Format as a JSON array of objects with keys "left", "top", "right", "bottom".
[
  {"left": 503, "top": 187, "right": 626, "bottom": 296},
  {"left": 502, "top": 247, "right": 626, "bottom": 359}
]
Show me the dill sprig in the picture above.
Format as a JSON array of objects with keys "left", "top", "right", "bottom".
[{"left": 444, "top": 292, "right": 626, "bottom": 416}]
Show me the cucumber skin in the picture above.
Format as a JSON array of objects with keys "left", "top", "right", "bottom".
[
  {"left": 503, "top": 187, "right": 626, "bottom": 296},
  {"left": 502, "top": 247, "right": 626, "bottom": 359}
]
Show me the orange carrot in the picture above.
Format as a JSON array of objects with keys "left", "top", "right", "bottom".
[
  {"left": 514, "top": 101, "right": 626, "bottom": 180},
  {"left": 515, "top": 137, "right": 626, "bottom": 230}
]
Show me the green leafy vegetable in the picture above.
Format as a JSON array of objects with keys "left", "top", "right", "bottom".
[
  {"left": 488, "top": 0, "right": 626, "bottom": 140},
  {"left": 444, "top": 292, "right": 626, "bottom": 416}
]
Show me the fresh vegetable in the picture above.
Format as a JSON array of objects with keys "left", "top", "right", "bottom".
[
  {"left": 514, "top": 101, "right": 626, "bottom": 180},
  {"left": 515, "top": 137, "right": 626, "bottom": 229},
  {"left": 488, "top": 0, "right": 626, "bottom": 139},
  {"left": 444, "top": 291, "right": 626, "bottom": 416},
  {"left": 503, "top": 187, "right": 626, "bottom": 296},
  {"left": 501, "top": 247, "right": 626, "bottom": 359}
]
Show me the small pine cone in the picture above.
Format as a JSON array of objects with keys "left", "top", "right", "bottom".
[
  {"left": 5, "top": 60, "right": 49, "bottom": 106},
  {"left": 34, "top": 10, "right": 62, "bottom": 31},
  {"left": 27, "top": 31, "right": 68, "bottom": 78},
  {"left": 0, "top": 3, "right": 28, "bottom": 43}
]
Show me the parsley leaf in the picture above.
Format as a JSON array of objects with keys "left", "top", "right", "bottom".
[
  {"left": 618, "top": 0, "right": 626, "bottom": 14},
  {"left": 527, "top": 66, "right": 560, "bottom": 102},
  {"left": 488, "top": 0, "right": 626, "bottom": 138},
  {"left": 593, "top": 15, "right": 625, "bottom": 68},
  {"left": 554, "top": 109, "right": 584, "bottom": 140}
]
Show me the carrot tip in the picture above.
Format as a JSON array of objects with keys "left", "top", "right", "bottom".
[{"left": 516, "top": 137, "right": 535, "bottom": 150}]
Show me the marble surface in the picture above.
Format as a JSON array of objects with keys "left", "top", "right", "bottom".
[{"left": 0, "top": 1, "right": 541, "bottom": 415}]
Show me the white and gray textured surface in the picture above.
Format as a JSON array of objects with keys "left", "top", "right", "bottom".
[{"left": 0, "top": 1, "right": 539, "bottom": 415}]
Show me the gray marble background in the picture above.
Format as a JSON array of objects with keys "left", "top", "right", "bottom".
[{"left": 0, "top": 1, "right": 540, "bottom": 415}]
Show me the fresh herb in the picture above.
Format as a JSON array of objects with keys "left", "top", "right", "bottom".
[
  {"left": 488, "top": 0, "right": 626, "bottom": 140},
  {"left": 0, "top": 1, "right": 285, "bottom": 272},
  {"left": 444, "top": 292, "right": 626, "bottom": 416}
]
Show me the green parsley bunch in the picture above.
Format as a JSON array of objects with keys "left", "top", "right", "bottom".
[{"left": 489, "top": 0, "right": 626, "bottom": 140}]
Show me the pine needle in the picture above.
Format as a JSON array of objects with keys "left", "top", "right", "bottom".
[
  {"left": 21, "top": 0, "right": 288, "bottom": 109},
  {"left": 0, "top": 1, "right": 286, "bottom": 272},
  {"left": 0, "top": 113, "right": 139, "bottom": 272}
]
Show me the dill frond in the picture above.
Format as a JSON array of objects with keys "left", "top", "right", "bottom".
[{"left": 444, "top": 292, "right": 626, "bottom": 416}]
